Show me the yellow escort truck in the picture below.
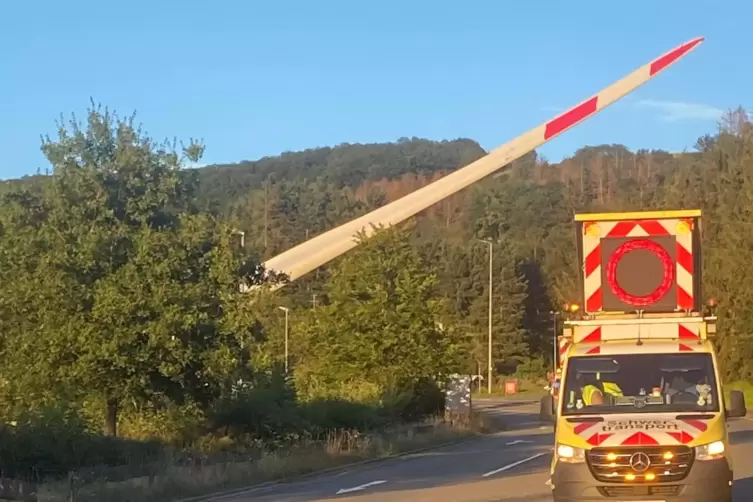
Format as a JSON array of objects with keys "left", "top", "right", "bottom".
[{"left": 540, "top": 209, "right": 747, "bottom": 502}]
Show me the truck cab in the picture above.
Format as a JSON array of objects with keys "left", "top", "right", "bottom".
[{"left": 540, "top": 210, "right": 747, "bottom": 502}]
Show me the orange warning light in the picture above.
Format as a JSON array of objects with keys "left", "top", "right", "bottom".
[{"left": 565, "top": 303, "right": 580, "bottom": 313}]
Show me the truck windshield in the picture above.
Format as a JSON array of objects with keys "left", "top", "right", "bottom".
[{"left": 561, "top": 353, "right": 719, "bottom": 415}]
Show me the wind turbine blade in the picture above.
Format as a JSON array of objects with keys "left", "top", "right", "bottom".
[{"left": 262, "top": 37, "right": 705, "bottom": 287}]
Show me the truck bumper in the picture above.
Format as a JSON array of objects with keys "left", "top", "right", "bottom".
[{"left": 551, "top": 458, "right": 732, "bottom": 502}]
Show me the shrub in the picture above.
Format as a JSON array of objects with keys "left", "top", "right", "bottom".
[
  {"left": 0, "top": 373, "right": 455, "bottom": 483},
  {"left": 382, "top": 378, "right": 445, "bottom": 423},
  {"left": 0, "top": 404, "right": 162, "bottom": 481},
  {"left": 118, "top": 402, "right": 206, "bottom": 446},
  {"left": 514, "top": 357, "right": 549, "bottom": 381},
  {"left": 301, "top": 399, "right": 388, "bottom": 434},
  {"left": 207, "top": 372, "right": 303, "bottom": 441}
]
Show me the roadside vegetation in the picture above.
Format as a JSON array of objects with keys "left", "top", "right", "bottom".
[
  {"left": 34, "top": 407, "right": 493, "bottom": 502},
  {"left": 725, "top": 381, "right": 753, "bottom": 406},
  {"left": 1, "top": 105, "right": 753, "bottom": 499}
]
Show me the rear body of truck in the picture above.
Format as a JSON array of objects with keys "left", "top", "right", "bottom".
[{"left": 543, "top": 210, "right": 747, "bottom": 502}]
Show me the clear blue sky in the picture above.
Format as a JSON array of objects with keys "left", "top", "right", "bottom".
[{"left": 0, "top": 0, "right": 748, "bottom": 179}]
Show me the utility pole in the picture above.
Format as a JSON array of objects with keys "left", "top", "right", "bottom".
[
  {"left": 478, "top": 239, "right": 493, "bottom": 394},
  {"left": 278, "top": 306, "right": 290, "bottom": 374},
  {"left": 311, "top": 294, "right": 318, "bottom": 308},
  {"left": 550, "top": 310, "right": 560, "bottom": 372},
  {"left": 264, "top": 177, "right": 269, "bottom": 250}
]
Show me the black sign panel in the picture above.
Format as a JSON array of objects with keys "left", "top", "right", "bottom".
[{"left": 600, "top": 235, "right": 678, "bottom": 312}]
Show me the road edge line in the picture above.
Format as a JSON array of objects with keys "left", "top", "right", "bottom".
[
  {"left": 481, "top": 452, "right": 548, "bottom": 478},
  {"left": 335, "top": 479, "right": 388, "bottom": 495}
]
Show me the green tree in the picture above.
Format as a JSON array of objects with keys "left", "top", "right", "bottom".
[
  {"left": 0, "top": 105, "right": 273, "bottom": 435},
  {"left": 292, "top": 224, "right": 461, "bottom": 403},
  {"left": 436, "top": 241, "right": 529, "bottom": 376}
]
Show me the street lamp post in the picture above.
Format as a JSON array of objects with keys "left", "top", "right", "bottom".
[
  {"left": 278, "top": 306, "right": 289, "bottom": 374},
  {"left": 232, "top": 229, "right": 247, "bottom": 292},
  {"left": 477, "top": 239, "right": 493, "bottom": 395}
]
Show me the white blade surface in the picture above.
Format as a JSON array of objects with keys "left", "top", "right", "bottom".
[{"left": 263, "top": 37, "right": 705, "bottom": 286}]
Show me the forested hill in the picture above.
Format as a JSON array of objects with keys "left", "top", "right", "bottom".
[
  {"left": 194, "top": 138, "right": 487, "bottom": 213},
  {"left": 193, "top": 108, "right": 752, "bottom": 382},
  {"left": 0, "top": 137, "right": 486, "bottom": 213}
]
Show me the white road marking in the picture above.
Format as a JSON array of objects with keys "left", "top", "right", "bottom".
[
  {"left": 400, "top": 451, "right": 448, "bottom": 460},
  {"left": 482, "top": 452, "right": 548, "bottom": 477},
  {"left": 336, "top": 480, "right": 387, "bottom": 495},
  {"left": 506, "top": 439, "right": 533, "bottom": 445}
]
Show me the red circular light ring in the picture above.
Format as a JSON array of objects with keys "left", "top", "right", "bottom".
[{"left": 606, "top": 239, "right": 674, "bottom": 306}]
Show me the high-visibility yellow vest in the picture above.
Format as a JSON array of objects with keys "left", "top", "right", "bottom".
[{"left": 583, "top": 382, "right": 623, "bottom": 405}]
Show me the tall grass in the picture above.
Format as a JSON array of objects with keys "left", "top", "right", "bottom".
[
  {"left": 38, "top": 414, "right": 492, "bottom": 502},
  {"left": 0, "top": 375, "right": 490, "bottom": 502}
]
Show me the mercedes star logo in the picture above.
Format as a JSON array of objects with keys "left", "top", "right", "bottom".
[{"left": 629, "top": 452, "right": 651, "bottom": 472}]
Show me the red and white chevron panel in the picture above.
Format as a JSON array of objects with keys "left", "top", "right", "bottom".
[
  {"left": 560, "top": 321, "right": 703, "bottom": 362},
  {"left": 558, "top": 336, "right": 571, "bottom": 366},
  {"left": 583, "top": 218, "right": 695, "bottom": 313},
  {"left": 561, "top": 321, "right": 703, "bottom": 359},
  {"left": 571, "top": 415, "right": 709, "bottom": 447},
  {"left": 572, "top": 322, "right": 701, "bottom": 344},
  {"left": 571, "top": 340, "right": 700, "bottom": 357}
]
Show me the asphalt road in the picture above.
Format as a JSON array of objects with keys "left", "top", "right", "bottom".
[{"left": 210, "top": 399, "right": 753, "bottom": 502}]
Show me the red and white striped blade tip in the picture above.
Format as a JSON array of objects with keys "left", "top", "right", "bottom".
[{"left": 649, "top": 36, "right": 705, "bottom": 76}]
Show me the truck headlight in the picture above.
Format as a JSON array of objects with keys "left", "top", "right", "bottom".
[
  {"left": 695, "top": 441, "right": 725, "bottom": 461},
  {"left": 556, "top": 443, "right": 586, "bottom": 463}
]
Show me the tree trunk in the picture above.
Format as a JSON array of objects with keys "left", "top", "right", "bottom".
[{"left": 105, "top": 398, "right": 118, "bottom": 437}]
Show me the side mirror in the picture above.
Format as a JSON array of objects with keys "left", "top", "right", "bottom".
[
  {"left": 540, "top": 394, "right": 556, "bottom": 423},
  {"left": 726, "top": 390, "right": 747, "bottom": 419}
]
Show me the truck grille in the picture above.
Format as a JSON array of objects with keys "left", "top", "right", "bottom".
[
  {"left": 586, "top": 446, "right": 693, "bottom": 483},
  {"left": 599, "top": 485, "right": 681, "bottom": 497}
]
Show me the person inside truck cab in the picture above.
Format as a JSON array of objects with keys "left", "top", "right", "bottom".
[
  {"left": 663, "top": 369, "right": 706, "bottom": 398},
  {"left": 579, "top": 372, "right": 623, "bottom": 405}
]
